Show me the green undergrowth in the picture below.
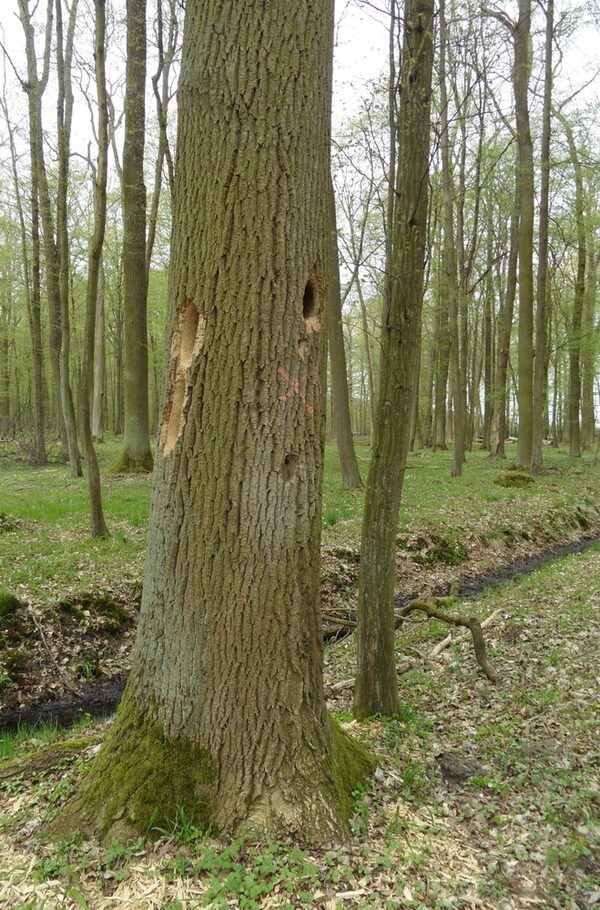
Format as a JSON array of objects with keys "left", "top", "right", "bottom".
[
  {"left": 0, "top": 549, "right": 598, "bottom": 907},
  {"left": 1, "top": 437, "right": 599, "bottom": 610},
  {"left": 0, "top": 715, "right": 95, "bottom": 763}
]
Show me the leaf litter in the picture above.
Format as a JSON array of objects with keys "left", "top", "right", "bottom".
[{"left": 0, "top": 547, "right": 598, "bottom": 909}]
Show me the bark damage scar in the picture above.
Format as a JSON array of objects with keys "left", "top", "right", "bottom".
[
  {"left": 302, "top": 266, "right": 323, "bottom": 335},
  {"left": 161, "top": 297, "right": 206, "bottom": 456}
]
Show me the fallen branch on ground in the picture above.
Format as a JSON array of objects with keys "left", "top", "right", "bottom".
[{"left": 397, "top": 598, "right": 499, "bottom": 683}]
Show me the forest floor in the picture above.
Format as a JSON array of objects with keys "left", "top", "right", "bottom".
[{"left": 0, "top": 437, "right": 599, "bottom": 908}]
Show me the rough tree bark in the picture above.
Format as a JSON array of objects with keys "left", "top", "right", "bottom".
[
  {"left": 112, "top": 0, "right": 153, "bottom": 473},
  {"left": 353, "top": 0, "right": 434, "bottom": 719},
  {"left": 328, "top": 181, "right": 363, "bottom": 489},
  {"left": 56, "top": 0, "right": 373, "bottom": 844}
]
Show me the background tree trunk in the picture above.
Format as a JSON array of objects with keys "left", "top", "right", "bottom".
[
  {"left": 55, "top": 0, "right": 82, "bottom": 478},
  {"left": 353, "top": 0, "right": 434, "bottom": 719},
  {"left": 79, "top": 0, "right": 109, "bottom": 538},
  {"left": 328, "top": 181, "right": 363, "bottom": 489},
  {"left": 92, "top": 264, "right": 106, "bottom": 441},
  {"left": 112, "top": 0, "right": 153, "bottom": 473},
  {"left": 557, "top": 111, "right": 586, "bottom": 459},
  {"left": 513, "top": 0, "right": 535, "bottom": 471},
  {"left": 532, "top": 0, "right": 553, "bottom": 473},
  {"left": 490, "top": 182, "right": 519, "bottom": 458}
]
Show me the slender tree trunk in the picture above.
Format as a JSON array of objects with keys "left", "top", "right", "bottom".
[
  {"left": 513, "top": 0, "right": 535, "bottom": 471},
  {"left": 353, "top": 0, "right": 434, "bottom": 719},
  {"left": 581, "top": 241, "right": 597, "bottom": 449},
  {"left": 79, "top": 0, "right": 109, "bottom": 538},
  {"left": 56, "top": 0, "right": 82, "bottom": 477},
  {"left": 433, "top": 283, "right": 450, "bottom": 449},
  {"left": 439, "top": 0, "right": 464, "bottom": 477},
  {"left": 422, "top": 333, "right": 435, "bottom": 448},
  {"left": 1, "top": 93, "right": 47, "bottom": 463},
  {"left": 355, "top": 274, "right": 376, "bottom": 439},
  {"left": 490, "top": 183, "right": 519, "bottom": 458},
  {"left": 532, "top": 0, "right": 553, "bottom": 472},
  {"left": 58, "top": 0, "right": 373, "bottom": 844},
  {"left": 146, "top": 0, "right": 177, "bottom": 282},
  {"left": 112, "top": 0, "right": 153, "bottom": 473},
  {"left": 18, "top": 0, "right": 68, "bottom": 458},
  {"left": 328, "top": 181, "right": 362, "bottom": 489},
  {"left": 92, "top": 264, "right": 106, "bottom": 441},
  {"left": 557, "top": 110, "right": 586, "bottom": 458},
  {"left": 482, "top": 228, "right": 493, "bottom": 450},
  {"left": 0, "top": 267, "right": 10, "bottom": 434}
]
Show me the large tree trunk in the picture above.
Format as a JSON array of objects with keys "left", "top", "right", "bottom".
[
  {"left": 112, "top": 0, "right": 153, "bottom": 473},
  {"left": 57, "top": 0, "right": 372, "bottom": 845},
  {"left": 328, "top": 182, "right": 362, "bottom": 489},
  {"left": 353, "top": 0, "right": 434, "bottom": 719}
]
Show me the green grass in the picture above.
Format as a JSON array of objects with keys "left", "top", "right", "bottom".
[
  {"left": 0, "top": 714, "right": 95, "bottom": 762},
  {"left": 1, "top": 436, "right": 599, "bottom": 605},
  {"left": 1, "top": 443, "right": 599, "bottom": 908}
]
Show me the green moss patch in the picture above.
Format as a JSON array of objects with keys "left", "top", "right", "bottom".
[
  {"left": 52, "top": 690, "right": 215, "bottom": 844},
  {"left": 399, "top": 532, "right": 468, "bottom": 566},
  {"left": 0, "top": 512, "right": 19, "bottom": 533},
  {"left": 494, "top": 471, "right": 535, "bottom": 489},
  {"left": 328, "top": 717, "right": 377, "bottom": 825}
]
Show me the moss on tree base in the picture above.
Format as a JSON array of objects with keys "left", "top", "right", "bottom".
[
  {"left": 329, "top": 717, "right": 377, "bottom": 824},
  {"left": 50, "top": 690, "right": 215, "bottom": 844},
  {"left": 51, "top": 693, "right": 376, "bottom": 846},
  {"left": 494, "top": 470, "right": 535, "bottom": 489},
  {"left": 110, "top": 450, "right": 154, "bottom": 475}
]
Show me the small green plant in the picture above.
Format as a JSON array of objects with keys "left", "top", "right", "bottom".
[
  {"left": 323, "top": 508, "right": 340, "bottom": 527},
  {"left": 0, "top": 591, "right": 22, "bottom": 627},
  {"left": 153, "top": 805, "right": 206, "bottom": 846}
]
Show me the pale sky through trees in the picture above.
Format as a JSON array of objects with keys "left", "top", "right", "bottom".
[{"left": 1, "top": 1, "right": 599, "bottom": 161}]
